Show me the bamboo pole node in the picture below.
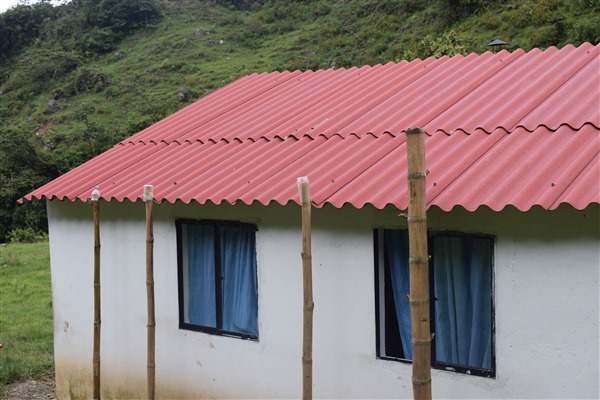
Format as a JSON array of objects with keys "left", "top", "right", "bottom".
[
  {"left": 409, "top": 257, "right": 429, "bottom": 264},
  {"left": 407, "top": 216, "right": 427, "bottom": 222},
  {"left": 412, "top": 378, "right": 432, "bottom": 386},
  {"left": 408, "top": 172, "right": 428, "bottom": 179},
  {"left": 412, "top": 338, "right": 433, "bottom": 345},
  {"left": 409, "top": 298, "right": 429, "bottom": 305}
]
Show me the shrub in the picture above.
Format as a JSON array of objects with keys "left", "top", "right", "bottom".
[
  {"left": 82, "top": 27, "right": 119, "bottom": 54},
  {"left": 570, "top": 15, "right": 600, "bottom": 44},
  {"left": 126, "top": 111, "right": 155, "bottom": 134},
  {"left": 525, "top": 24, "right": 560, "bottom": 49},
  {"left": 404, "top": 29, "right": 467, "bottom": 60},
  {"left": 73, "top": 68, "right": 111, "bottom": 93},
  {"left": 8, "top": 228, "right": 47, "bottom": 243}
]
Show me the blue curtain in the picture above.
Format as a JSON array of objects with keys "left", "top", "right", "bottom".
[
  {"left": 186, "top": 223, "right": 258, "bottom": 336},
  {"left": 187, "top": 224, "right": 216, "bottom": 327},
  {"left": 220, "top": 225, "right": 258, "bottom": 336},
  {"left": 433, "top": 236, "right": 492, "bottom": 370},
  {"left": 384, "top": 230, "right": 492, "bottom": 369},
  {"left": 384, "top": 230, "right": 412, "bottom": 359}
]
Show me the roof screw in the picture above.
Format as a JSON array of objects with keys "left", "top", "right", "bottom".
[{"left": 551, "top": 182, "right": 556, "bottom": 187}]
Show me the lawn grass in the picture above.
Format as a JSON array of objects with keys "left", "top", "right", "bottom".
[{"left": 0, "top": 241, "right": 53, "bottom": 397}]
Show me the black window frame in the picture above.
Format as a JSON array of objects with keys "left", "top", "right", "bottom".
[
  {"left": 374, "top": 229, "right": 496, "bottom": 378},
  {"left": 176, "top": 219, "right": 259, "bottom": 340}
]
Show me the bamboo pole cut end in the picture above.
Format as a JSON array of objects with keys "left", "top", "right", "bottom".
[
  {"left": 406, "top": 127, "right": 425, "bottom": 135},
  {"left": 143, "top": 184, "right": 154, "bottom": 202},
  {"left": 91, "top": 186, "right": 101, "bottom": 202},
  {"left": 296, "top": 176, "right": 310, "bottom": 205}
]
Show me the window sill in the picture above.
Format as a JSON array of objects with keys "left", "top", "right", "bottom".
[
  {"left": 376, "top": 355, "right": 495, "bottom": 379},
  {"left": 179, "top": 323, "right": 259, "bottom": 341}
]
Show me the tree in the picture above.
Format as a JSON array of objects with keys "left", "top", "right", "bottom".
[
  {"left": 0, "top": 127, "right": 57, "bottom": 241},
  {"left": 0, "top": 2, "right": 57, "bottom": 60}
]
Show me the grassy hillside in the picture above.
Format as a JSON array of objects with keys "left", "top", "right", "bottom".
[{"left": 0, "top": 0, "right": 599, "bottom": 241}]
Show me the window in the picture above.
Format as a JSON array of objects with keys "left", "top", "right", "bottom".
[
  {"left": 375, "top": 229, "right": 495, "bottom": 377},
  {"left": 177, "top": 220, "right": 258, "bottom": 339}
]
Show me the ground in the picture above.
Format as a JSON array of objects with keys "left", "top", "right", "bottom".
[{"left": 2, "top": 379, "right": 55, "bottom": 400}]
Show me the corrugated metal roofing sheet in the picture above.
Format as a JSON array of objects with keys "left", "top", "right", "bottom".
[{"left": 24, "top": 43, "right": 600, "bottom": 212}]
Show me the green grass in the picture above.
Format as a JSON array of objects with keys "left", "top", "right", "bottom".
[{"left": 0, "top": 241, "right": 53, "bottom": 397}]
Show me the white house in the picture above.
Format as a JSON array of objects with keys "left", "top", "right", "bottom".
[{"left": 26, "top": 43, "right": 599, "bottom": 399}]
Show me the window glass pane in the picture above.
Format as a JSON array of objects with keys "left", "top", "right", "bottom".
[
  {"left": 186, "top": 224, "right": 216, "bottom": 328},
  {"left": 433, "top": 236, "right": 492, "bottom": 370},
  {"left": 220, "top": 225, "right": 258, "bottom": 336}
]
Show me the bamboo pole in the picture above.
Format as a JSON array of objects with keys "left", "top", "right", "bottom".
[
  {"left": 91, "top": 186, "right": 101, "bottom": 400},
  {"left": 144, "top": 184, "right": 156, "bottom": 400},
  {"left": 297, "top": 176, "right": 313, "bottom": 400},
  {"left": 405, "top": 127, "right": 432, "bottom": 400}
]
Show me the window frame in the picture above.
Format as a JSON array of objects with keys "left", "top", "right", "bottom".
[
  {"left": 176, "top": 219, "right": 259, "bottom": 340},
  {"left": 374, "top": 229, "right": 496, "bottom": 378}
]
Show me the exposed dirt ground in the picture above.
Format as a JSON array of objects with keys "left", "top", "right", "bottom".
[{"left": 2, "top": 379, "right": 55, "bottom": 400}]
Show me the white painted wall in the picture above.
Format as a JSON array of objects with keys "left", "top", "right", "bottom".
[{"left": 47, "top": 200, "right": 600, "bottom": 399}]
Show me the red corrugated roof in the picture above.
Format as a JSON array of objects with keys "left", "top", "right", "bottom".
[{"left": 24, "top": 43, "right": 600, "bottom": 211}]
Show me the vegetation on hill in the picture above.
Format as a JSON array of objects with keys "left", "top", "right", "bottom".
[{"left": 1, "top": 0, "right": 599, "bottom": 242}]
